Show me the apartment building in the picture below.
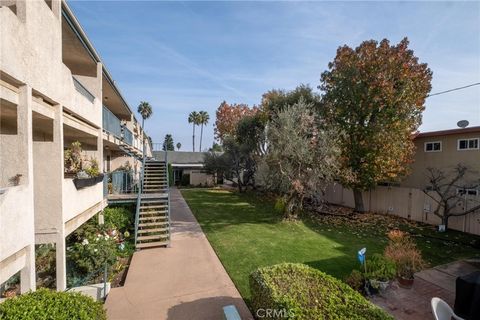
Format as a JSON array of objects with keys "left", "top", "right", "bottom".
[
  {"left": 401, "top": 126, "right": 480, "bottom": 190},
  {"left": 1, "top": 0, "right": 150, "bottom": 293}
]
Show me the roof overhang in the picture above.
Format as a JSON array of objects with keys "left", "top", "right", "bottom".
[{"left": 414, "top": 126, "right": 480, "bottom": 139}]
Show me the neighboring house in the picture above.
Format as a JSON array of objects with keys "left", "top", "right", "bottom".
[
  {"left": 0, "top": 0, "right": 151, "bottom": 294},
  {"left": 153, "top": 151, "right": 215, "bottom": 186},
  {"left": 401, "top": 126, "right": 480, "bottom": 190}
]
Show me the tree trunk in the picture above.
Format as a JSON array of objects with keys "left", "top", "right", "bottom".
[
  {"left": 192, "top": 124, "right": 195, "bottom": 152},
  {"left": 442, "top": 215, "right": 449, "bottom": 231},
  {"left": 353, "top": 189, "right": 365, "bottom": 213},
  {"left": 199, "top": 124, "right": 204, "bottom": 152}
]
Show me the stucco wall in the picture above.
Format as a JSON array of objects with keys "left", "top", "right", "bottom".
[
  {"left": 190, "top": 171, "right": 214, "bottom": 186},
  {"left": 62, "top": 178, "right": 103, "bottom": 223},
  {"left": 401, "top": 132, "right": 480, "bottom": 189},
  {"left": 0, "top": 185, "right": 35, "bottom": 261}
]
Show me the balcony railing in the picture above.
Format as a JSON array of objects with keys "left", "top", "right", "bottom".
[
  {"left": 104, "top": 170, "right": 138, "bottom": 195},
  {"left": 73, "top": 77, "right": 95, "bottom": 103},
  {"left": 123, "top": 127, "right": 133, "bottom": 146},
  {"left": 102, "top": 106, "right": 122, "bottom": 138}
]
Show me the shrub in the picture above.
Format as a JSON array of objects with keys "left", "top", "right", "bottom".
[
  {"left": 250, "top": 263, "right": 393, "bottom": 320},
  {"left": 364, "top": 253, "right": 396, "bottom": 282},
  {"left": 345, "top": 269, "right": 364, "bottom": 292},
  {"left": 181, "top": 173, "right": 190, "bottom": 186},
  {"left": 168, "top": 163, "right": 174, "bottom": 186},
  {"left": 0, "top": 288, "right": 106, "bottom": 320},
  {"left": 103, "top": 206, "right": 133, "bottom": 232},
  {"left": 384, "top": 230, "right": 426, "bottom": 279},
  {"left": 67, "top": 228, "right": 118, "bottom": 275},
  {"left": 273, "top": 197, "right": 286, "bottom": 215}
]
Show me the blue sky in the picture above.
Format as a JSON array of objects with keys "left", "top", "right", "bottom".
[{"left": 69, "top": 1, "right": 480, "bottom": 151}]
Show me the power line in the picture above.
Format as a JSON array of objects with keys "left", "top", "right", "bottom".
[{"left": 427, "top": 82, "right": 480, "bottom": 98}]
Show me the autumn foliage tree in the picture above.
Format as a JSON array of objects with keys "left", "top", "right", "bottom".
[
  {"left": 320, "top": 38, "right": 432, "bottom": 212},
  {"left": 214, "top": 101, "right": 259, "bottom": 142},
  {"left": 261, "top": 84, "right": 321, "bottom": 119}
]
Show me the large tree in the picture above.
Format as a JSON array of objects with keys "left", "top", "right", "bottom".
[
  {"left": 266, "top": 99, "right": 340, "bottom": 219},
  {"left": 176, "top": 142, "right": 182, "bottom": 151},
  {"left": 261, "top": 84, "right": 321, "bottom": 119},
  {"left": 214, "top": 101, "right": 258, "bottom": 142},
  {"left": 137, "top": 101, "right": 153, "bottom": 126},
  {"left": 188, "top": 111, "right": 200, "bottom": 152},
  {"left": 424, "top": 164, "right": 480, "bottom": 231},
  {"left": 198, "top": 111, "right": 210, "bottom": 152},
  {"left": 320, "top": 38, "right": 432, "bottom": 212},
  {"left": 162, "top": 134, "right": 174, "bottom": 151}
]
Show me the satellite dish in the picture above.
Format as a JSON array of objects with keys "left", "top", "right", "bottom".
[{"left": 457, "top": 120, "right": 469, "bottom": 128}]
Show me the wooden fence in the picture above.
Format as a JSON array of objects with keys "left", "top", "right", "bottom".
[{"left": 323, "top": 184, "right": 480, "bottom": 236}]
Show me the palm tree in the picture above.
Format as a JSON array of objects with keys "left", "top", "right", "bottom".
[
  {"left": 137, "top": 101, "right": 153, "bottom": 129},
  {"left": 188, "top": 111, "right": 200, "bottom": 152},
  {"left": 176, "top": 142, "right": 182, "bottom": 151},
  {"left": 138, "top": 101, "right": 153, "bottom": 156},
  {"left": 198, "top": 111, "right": 210, "bottom": 152}
]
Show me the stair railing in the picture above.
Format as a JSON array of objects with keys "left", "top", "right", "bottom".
[
  {"left": 134, "top": 141, "right": 147, "bottom": 247},
  {"left": 165, "top": 152, "right": 171, "bottom": 246}
]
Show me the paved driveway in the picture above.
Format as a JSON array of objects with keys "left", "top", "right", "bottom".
[{"left": 105, "top": 188, "right": 253, "bottom": 320}]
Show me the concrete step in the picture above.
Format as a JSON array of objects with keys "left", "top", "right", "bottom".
[
  {"left": 138, "top": 222, "right": 169, "bottom": 228},
  {"left": 139, "top": 211, "right": 168, "bottom": 216},
  {"left": 137, "top": 227, "right": 168, "bottom": 234},
  {"left": 139, "top": 216, "right": 168, "bottom": 221},
  {"left": 137, "top": 234, "right": 169, "bottom": 242},
  {"left": 140, "top": 205, "right": 168, "bottom": 210},
  {"left": 136, "top": 241, "right": 168, "bottom": 249}
]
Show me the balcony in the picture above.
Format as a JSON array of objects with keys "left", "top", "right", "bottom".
[
  {"left": 73, "top": 77, "right": 95, "bottom": 103},
  {"left": 123, "top": 127, "right": 133, "bottom": 146},
  {"left": 103, "top": 106, "right": 122, "bottom": 138}
]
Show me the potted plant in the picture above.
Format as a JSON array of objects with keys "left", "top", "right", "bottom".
[
  {"left": 64, "top": 141, "right": 83, "bottom": 178},
  {"left": 384, "top": 230, "right": 426, "bottom": 288},
  {"left": 364, "top": 253, "right": 396, "bottom": 294},
  {"left": 346, "top": 253, "right": 396, "bottom": 295},
  {"left": 73, "top": 157, "right": 104, "bottom": 189}
]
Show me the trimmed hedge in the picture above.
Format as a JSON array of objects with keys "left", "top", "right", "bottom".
[
  {"left": 250, "top": 263, "right": 393, "bottom": 320},
  {"left": 0, "top": 288, "right": 106, "bottom": 320}
]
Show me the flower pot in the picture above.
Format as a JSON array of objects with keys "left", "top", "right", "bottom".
[
  {"left": 73, "top": 174, "right": 105, "bottom": 189},
  {"left": 397, "top": 276, "right": 414, "bottom": 288}
]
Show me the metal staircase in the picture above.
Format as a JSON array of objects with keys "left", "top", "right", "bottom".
[{"left": 134, "top": 160, "right": 171, "bottom": 249}]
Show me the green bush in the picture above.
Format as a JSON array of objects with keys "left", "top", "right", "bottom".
[
  {"left": 273, "top": 197, "right": 286, "bottom": 215},
  {"left": 250, "top": 263, "right": 393, "bottom": 320},
  {"left": 181, "top": 173, "right": 190, "bottom": 186},
  {"left": 103, "top": 206, "right": 133, "bottom": 232},
  {"left": 168, "top": 163, "right": 174, "bottom": 186},
  {"left": 0, "top": 288, "right": 106, "bottom": 320},
  {"left": 365, "top": 253, "right": 396, "bottom": 281}
]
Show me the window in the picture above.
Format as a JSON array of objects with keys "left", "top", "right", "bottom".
[
  {"left": 424, "top": 141, "right": 442, "bottom": 152},
  {"left": 457, "top": 188, "right": 479, "bottom": 197},
  {"left": 458, "top": 138, "right": 479, "bottom": 150}
]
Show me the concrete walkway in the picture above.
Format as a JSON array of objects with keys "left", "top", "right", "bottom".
[{"left": 105, "top": 188, "right": 253, "bottom": 320}]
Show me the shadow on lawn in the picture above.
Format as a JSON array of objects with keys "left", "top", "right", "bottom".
[{"left": 181, "top": 189, "right": 282, "bottom": 229}]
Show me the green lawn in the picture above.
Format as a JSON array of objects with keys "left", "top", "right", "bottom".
[{"left": 181, "top": 188, "right": 480, "bottom": 304}]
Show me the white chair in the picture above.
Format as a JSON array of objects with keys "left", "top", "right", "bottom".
[{"left": 431, "top": 297, "right": 464, "bottom": 320}]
